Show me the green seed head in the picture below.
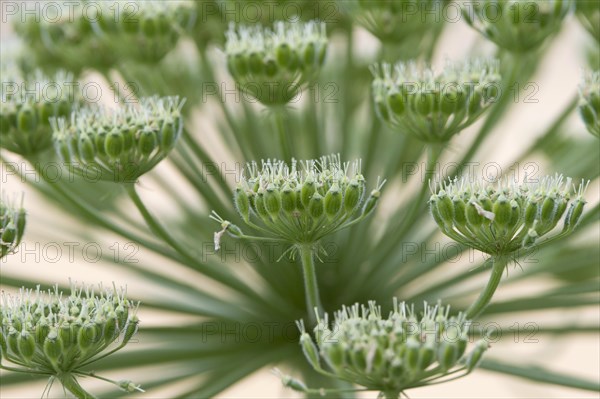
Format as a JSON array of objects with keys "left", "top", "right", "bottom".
[
  {"left": 1, "top": 283, "right": 140, "bottom": 383},
  {"left": 297, "top": 300, "right": 484, "bottom": 392},
  {"left": 431, "top": 175, "right": 588, "bottom": 256},
  {"left": 464, "top": 0, "right": 571, "bottom": 53},
  {"left": 51, "top": 96, "right": 185, "bottom": 183},
  {"left": 225, "top": 20, "right": 328, "bottom": 105},
  {"left": 371, "top": 59, "right": 500, "bottom": 142},
  {"left": 214, "top": 155, "right": 384, "bottom": 247}
]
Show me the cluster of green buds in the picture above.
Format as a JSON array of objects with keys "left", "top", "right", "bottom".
[
  {"left": 14, "top": 1, "right": 194, "bottom": 74},
  {"left": 343, "top": 0, "right": 447, "bottom": 44},
  {"left": 430, "top": 175, "right": 588, "bottom": 257},
  {"left": 13, "top": 2, "right": 114, "bottom": 74},
  {"left": 576, "top": 0, "right": 600, "bottom": 43},
  {"left": 213, "top": 154, "right": 384, "bottom": 251},
  {"left": 579, "top": 71, "right": 599, "bottom": 138},
  {"left": 283, "top": 300, "right": 488, "bottom": 397},
  {"left": 371, "top": 59, "right": 501, "bottom": 142},
  {"left": 92, "top": 0, "right": 195, "bottom": 64},
  {"left": 0, "top": 284, "right": 141, "bottom": 397},
  {"left": 0, "top": 194, "right": 26, "bottom": 260},
  {"left": 462, "top": 0, "right": 571, "bottom": 53},
  {"left": 225, "top": 20, "right": 328, "bottom": 105},
  {"left": 52, "top": 96, "right": 185, "bottom": 183},
  {"left": 0, "top": 67, "right": 78, "bottom": 157}
]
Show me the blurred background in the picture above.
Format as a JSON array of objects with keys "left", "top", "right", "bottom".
[{"left": 1, "top": 1, "right": 599, "bottom": 398}]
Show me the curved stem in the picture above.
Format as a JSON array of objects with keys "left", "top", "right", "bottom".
[
  {"left": 299, "top": 244, "right": 323, "bottom": 325},
  {"left": 466, "top": 256, "right": 510, "bottom": 319},
  {"left": 59, "top": 374, "right": 98, "bottom": 399}
]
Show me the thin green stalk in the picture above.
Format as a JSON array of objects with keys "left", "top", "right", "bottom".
[
  {"left": 59, "top": 375, "right": 97, "bottom": 399},
  {"left": 272, "top": 106, "right": 292, "bottom": 161},
  {"left": 466, "top": 256, "right": 510, "bottom": 319},
  {"left": 382, "top": 391, "right": 400, "bottom": 399},
  {"left": 299, "top": 244, "right": 323, "bottom": 325}
]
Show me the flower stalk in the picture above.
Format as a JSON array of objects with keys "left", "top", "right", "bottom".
[
  {"left": 465, "top": 256, "right": 510, "bottom": 319},
  {"left": 298, "top": 244, "right": 323, "bottom": 325}
]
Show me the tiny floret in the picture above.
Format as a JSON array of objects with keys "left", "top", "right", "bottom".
[
  {"left": 430, "top": 175, "right": 589, "bottom": 256},
  {"left": 0, "top": 193, "right": 26, "bottom": 260},
  {"left": 371, "top": 59, "right": 501, "bottom": 142}
]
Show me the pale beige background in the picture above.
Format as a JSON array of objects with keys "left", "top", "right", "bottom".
[{"left": 1, "top": 5, "right": 599, "bottom": 399}]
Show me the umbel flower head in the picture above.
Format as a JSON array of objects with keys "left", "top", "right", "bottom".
[
  {"left": 13, "top": 1, "right": 194, "bottom": 73},
  {"left": 0, "top": 67, "right": 78, "bottom": 157},
  {"left": 430, "top": 175, "right": 588, "bottom": 257},
  {"left": 0, "top": 193, "right": 26, "bottom": 260},
  {"left": 343, "top": 0, "right": 447, "bottom": 43},
  {"left": 462, "top": 0, "right": 571, "bottom": 53},
  {"left": 225, "top": 20, "right": 328, "bottom": 105},
  {"left": 282, "top": 300, "right": 488, "bottom": 397},
  {"left": 0, "top": 283, "right": 142, "bottom": 396},
  {"left": 52, "top": 96, "right": 185, "bottom": 183},
  {"left": 371, "top": 59, "right": 501, "bottom": 142},
  {"left": 212, "top": 154, "right": 384, "bottom": 251},
  {"left": 579, "top": 70, "right": 599, "bottom": 138},
  {"left": 91, "top": 0, "right": 195, "bottom": 63}
]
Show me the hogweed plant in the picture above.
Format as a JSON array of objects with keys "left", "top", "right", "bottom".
[
  {"left": 1, "top": 1, "right": 599, "bottom": 398},
  {"left": 212, "top": 154, "right": 384, "bottom": 322}
]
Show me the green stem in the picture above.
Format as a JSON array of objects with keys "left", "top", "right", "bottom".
[
  {"left": 272, "top": 106, "right": 292, "bottom": 162},
  {"left": 59, "top": 374, "right": 98, "bottom": 399},
  {"left": 299, "top": 244, "right": 323, "bottom": 325},
  {"left": 382, "top": 391, "right": 400, "bottom": 399},
  {"left": 466, "top": 256, "right": 510, "bottom": 319}
]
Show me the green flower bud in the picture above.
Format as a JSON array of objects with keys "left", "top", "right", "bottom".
[
  {"left": 492, "top": 195, "right": 511, "bottom": 226},
  {"left": 105, "top": 129, "right": 125, "bottom": 159},
  {"left": 265, "top": 184, "right": 282, "bottom": 216},
  {"left": 17, "top": 331, "right": 35, "bottom": 361},
  {"left": 77, "top": 134, "right": 96, "bottom": 162},
  {"left": 299, "top": 332, "right": 320, "bottom": 369},
  {"left": 301, "top": 176, "right": 316, "bottom": 208},
  {"left": 139, "top": 129, "right": 158, "bottom": 156},
  {"left": 248, "top": 52, "right": 264, "bottom": 75},
  {"left": 324, "top": 184, "right": 343, "bottom": 219},
  {"left": 43, "top": 332, "right": 62, "bottom": 363},
  {"left": 77, "top": 323, "right": 98, "bottom": 352},
  {"left": 308, "top": 193, "right": 324, "bottom": 219},
  {"left": 17, "top": 105, "right": 37, "bottom": 134},
  {"left": 1, "top": 194, "right": 26, "bottom": 259},
  {"left": 343, "top": 180, "right": 362, "bottom": 213},
  {"left": 234, "top": 187, "right": 250, "bottom": 222},
  {"left": 466, "top": 339, "right": 489, "bottom": 372},
  {"left": 281, "top": 184, "right": 296, "bottom": 214},
  {"left": 564, "top": 197, "right": 586, "bottom": 231}
]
